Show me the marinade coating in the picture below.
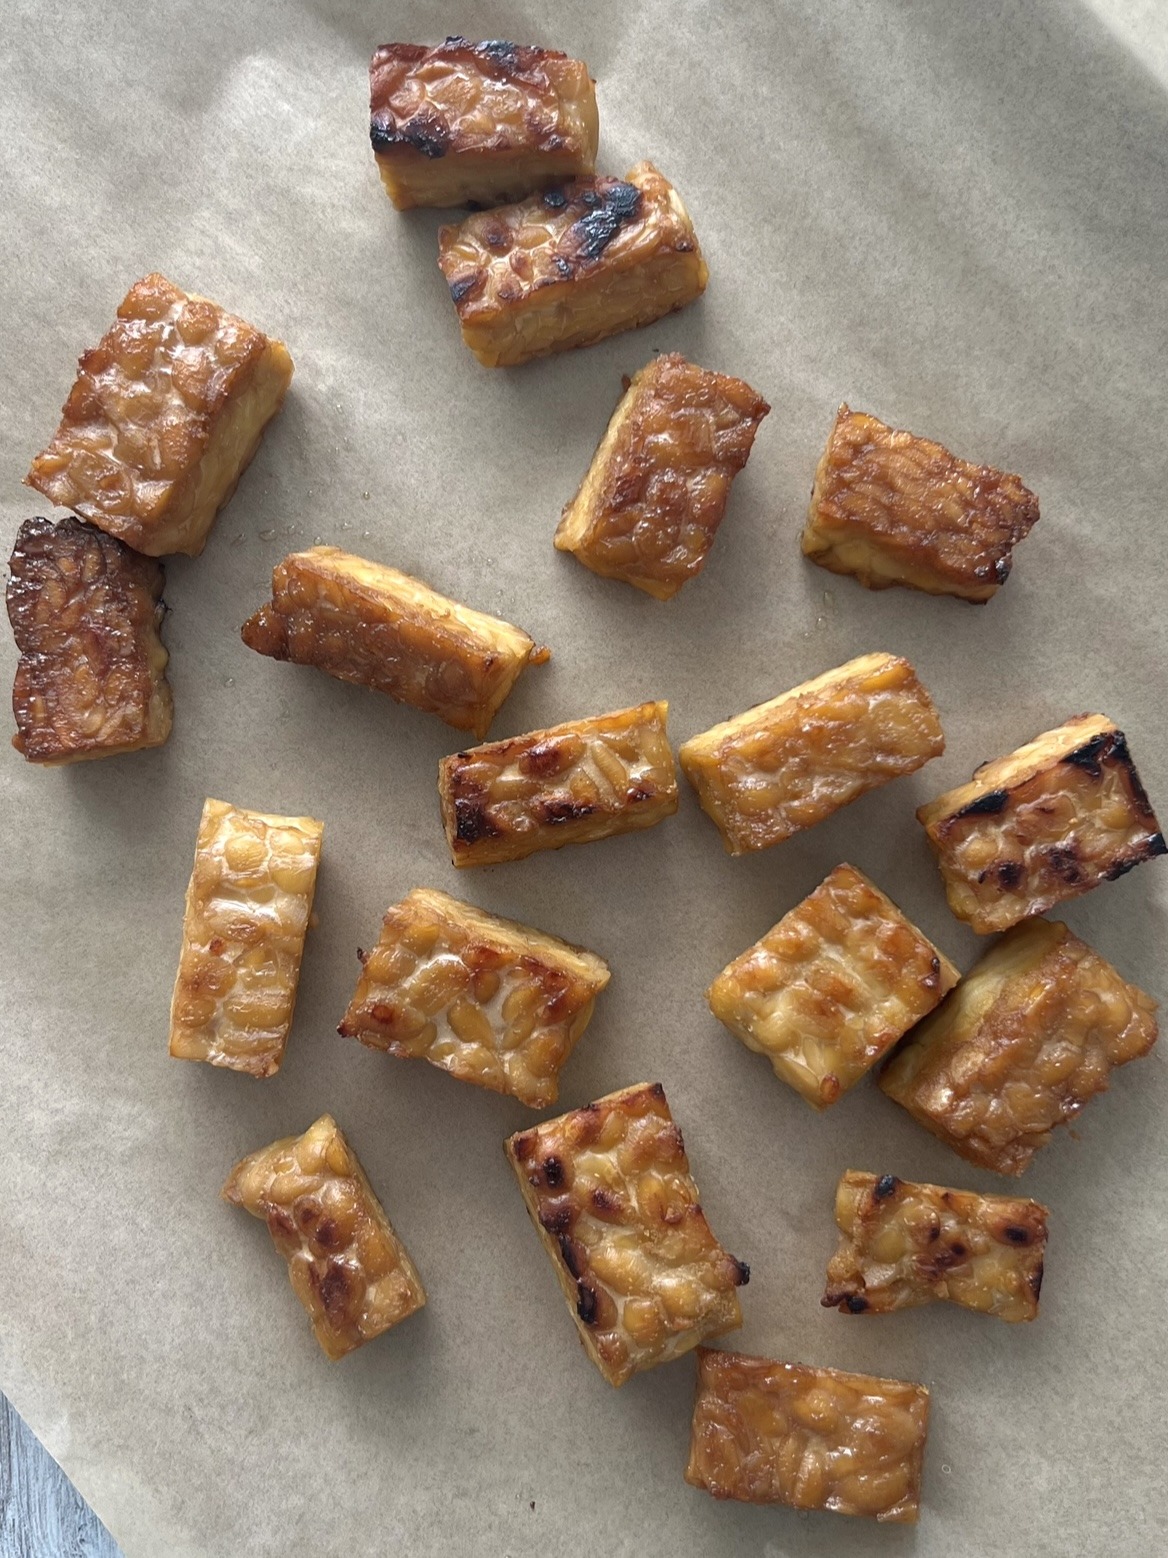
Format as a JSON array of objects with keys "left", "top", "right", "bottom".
[
  {"left": 241, "top": 546, "right": 548, "bottom": 738},
  {"left": 7, "top": 515, "right": 171, "bottom": 764},
  {"left": 439, "top": 700, "right": 678, "bottom": 866},
  {"left": 26, "top": 273, "right": 293, "bottom": 557},
  {"left": 880, "top": 918, "right": 1158, "bottom": 1176},
  {"left": 169, "top": 798, "right": 323, "bottom": 1078},
  {"left": 802, "top": 406, "right": 1039, "bottom": 602},
  {"left": 505, "top": 1083, "right": 748, "bottom": 1386},
  {"left": 554, "top": 354, "right": 770, "bottom": 599},
  {"left": 437, "top": 161, "right": 707, "bottom": 367},
  {"left": 370, "top": 38, "right": 598, "bottom": 209},
  {"left": 338, "top": 888, "right": 610, "bottom": 1107},
  {"left": 822, "top": 1171, "right": 1048, "bottom": 1321},
  {"left": 706, "top": 864, "right": 958, "bottom": 1108},
  {"left": 679, "top": 653, "right": 944, "bottom": 855},
  {"left": 223, "top": 1114, "right": 426, "bottom": 1360},
  {"left": 685, "top": 1348, "right": 929, "bottom": 1522},
  {"left": 917, "top": 714, "right": 1165, "bottom": 933}
]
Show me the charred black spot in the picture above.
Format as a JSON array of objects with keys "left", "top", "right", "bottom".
[
  {"left": 924, "top": 955, "right": 941, "bottom": 989},
  {"left": 1003, "top": 1224, "right": 1032, "bottom": 1245},
  {"left": 519, "top": 739, "right": 569, "bottom": 779},
  {"left": 576, "top": 1281, "right": 598, "bottom": 1325},
  {"left": 477, "top": 38, "right": 521, "bottom": 68},
  {"left": 315, "top": 1218, "right": 341, "bottom": 1252},
  {"left": 996, "top": 860, "right": 1024, "bottom": 890},
  {"left": 449, "top": 275, "right": 478, "bottom": 305},
  {"left": 591, "top": 1187, "right": 620, "bottom": 1215},
  {"left": 626, "top": 785, "right": 654, "bottom": 804},
  {"left": 1029, "top": 1260, "right": 1045, "bottom": 1299},
  {"left": 1106, "top": 834, "right": 1166, "bottom": 876},
  {"left": 957, "top": 787, "right": 1009, "bottom": 817},
  {"left": 558, "top": 1234, "right": 586, "bottom": 1277},
  {"left": 356, "top": 947, "right": 367, "bottom": 965},
  {"left": 542, "top": 188, "right": 568, "bottom": 209},
  {"left": 1047, "top": 844, "right": 1082, "bottom": 883},
  {"left": 732, "top": 1258, "right": 751, "bottom": 1286},
  {"left": 844, "top": 1294, "right": 869, "bottom": 1313},
  {"left": 454, "top": 796, "right": 498, "bottom": 845},
  {"left": 950, "top": 1242, "right": 966, "bottom": 1257},
  {"left": 553, "top": 255, "right": 572, "bottom": 278},
  {"left": 371, "top": 111, "right": 449, "bottom": 158},
  {"left": 561, "top": 180, "right": 642, "bottom": 263},
  {"left": 874, "top": 1174, "right": 899, "bottom": 1201},
  {"left": 649, "top": 1082, "right": 666, "bottom": 1099},
  {"left": 318, "top": 1260, "right": 354, "bottom": 1316},
  {"left": 927, "top": 1224, "right": 941, "bottom": 1243},
  {"left": 994, "top": 555, "right": 1012, "bottom": 584},
  {"left": 537, "top": 797, "right": 595, "bottom": 826},
  {"left": 1062, "top": 731, "right": 1114, "bottom": 778},
  {"left": 370, "top": 118, "right": 396, "bottom": 153},
  {"left": 543, "top": 1155, "right": 563, "bottom": 1186}
]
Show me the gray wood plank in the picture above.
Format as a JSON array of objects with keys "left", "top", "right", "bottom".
[{"left": 0, "top": 1394, "right": 121, "bottom": 1558}]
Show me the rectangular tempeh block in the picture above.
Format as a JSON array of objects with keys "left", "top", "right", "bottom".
[
  {"left": 505, "top": 1083, "right": 748, "bottom": 1386},
  {"left": 241, "top": 546, "right": 548, "bottom": 738},
  {"left": 679, "top": 653, "right": 944, "bottom": 854},
  {"left": 338, "top": 888, "right": 610, "bottom": 1107},
  {"left": 685, "top": 1348, "right": 929, "bottom": 1522},
  {"left": 169, "top": 799, "right": 323, "bottom": 1077},
  {"left": 223, "top": 1114, "right": 426, "bottom": 1360},
  {"left": 438, "top": 700, "right": 678, "bottom": 866},
  {"left": 823, "top": 1171, "right": 1048, "bottom": 1321}
]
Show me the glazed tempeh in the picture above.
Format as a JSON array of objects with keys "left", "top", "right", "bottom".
[
  {"left": 27, "top": 273, "right": 293, "bottom": 557},
  {"left": 505, "top": 1083, "right": 748, "bottom": 1386},
  {"left": 679, "top": 653, "right": 944, "bottom": 855},
  {"left": 802, "top": 406, "right": 1039, "bottom": 602},
  {"left": 685, "top": 1348, "right": 929, "bottom": 1522},
  {"left": 706, "top": 864, "right": 958, "bottom": 1108},
  {"left": 241, "top": 547, "right": 548, "bottom": 738},
  {"left": 169, "top": 799, "right": 323, "bottom": 1078},
  {"left": 880, "top": 918, "right": 1158, "bottom": 1176},
  {"left": 438, "top": 161, "right": 707, "bottom": 367},
  {"left": 918, "top": 714, "right": 1165, "bottom": 933},
  {"left": 7, "top": 515, "right": 172, "bottom": 764},
  {"left": 338, "top": 888, "right": 610, "bottom": 1107},
  {"left": 439, "top": 700, "right": 678, "bottom": 866},
  {"left": 554, "top": 354, "right": 770, "bottom": 599},
  {"left": 370, "top": 38, "right": 598, "bottom": 209},
  {"left": 823, "top": 1171, "right": 1048, "bottom": 1321},
  {"left": 223, "top": 1114, "right": 425, "bottom": 1360}
]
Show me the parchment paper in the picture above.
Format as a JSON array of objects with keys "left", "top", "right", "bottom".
[{"left": 2, "top": 3, "right": 1166, "bottom": 1554}]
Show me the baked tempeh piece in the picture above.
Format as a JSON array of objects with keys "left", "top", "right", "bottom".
[
  {"left": 338, "top": 888, "right": 610, "bottom": 1107},
  {"left": 438, "top": 162, "right": 707, "bottom": 367},
  {"left": 505, "top": 1083, "right": 748, "bottom": 1386},
  {"left": 169, "top": 799, "right": 323, "bottom": 1078},
  {"left": 822, "top": 1171, "right": 1048, "bottom": 1321},
  {"left": 554, "top": 354, "right": 770, "bottom": 599},
  {"left": 680, "top": 653, "right": 944, "bottom": 855},
  {"left": 439, "top": 700, "right": 678, "bottom": 866},
  {"left": 685, "top": 1348, "right": 929, "bottom": 1522},
  {"left": 241, "top": 546, "right": 548, "bottom": 738},
  {"left": 802, "top": 406, "right": 1039, "bottom": 602},
  {"left": 706, "top": 864, "right": 958, "bottom": 1108},
  {"left": 7, "top": 515, "right": 172, "bottom": 764},
  {"left": 917, "top": 714, "right": 1165, "bottom": 933},
  {"left": 223, "top": 1114, "right": 425, "bottom": 1360},
  {"left": 370, "top": 38, "right": 598, "bottom": 209},
  {"left": 880, "top": 918, "right": 1158, "bottom": 1176},
  {"left": 27, "top": 273, "right": 293, "bottom": 557}
]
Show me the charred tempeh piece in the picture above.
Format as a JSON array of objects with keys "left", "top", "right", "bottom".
[
  {"left": 823, "top": 1171, "right": 1048, "bottom": 1321},
  {"left": 7, "top": 515, "right": 172, "bottom": 764},
  {"left": 880, "top": 918, "right": 1157, "bottom": 1176},
  {"left": 554, "top": 354, "right": 770, "bottom": 599},
  {"left": 241, "top": 546, "right": 548, "bottom": 738},
  {"left": 370, "top": 37, "right": 598, "bottom": 209},
  {"left": 679, "top": 653, "right": 944, "bottom": 855},
  {"left": 223, "top": 1115, "right": 426, "bottom": 1360},
  {"left": 438, "top": 161, "right": 707, "bottom": 366},
  {"left": 685, "top": 1348, "right": 930, "bottom": 1522},
  {"left": 504, "top": 1083, "right": 748, "bottom": 1386},
  {"left": 917, "top": 713, "right": 1165, "bottom": 933},
  {"left": 27, "top": 274, "right": 293, "bottom": 557},
  {"left": 802, "top": 406, "right": 1039, "bottom": 602},
  {"left": 169, "top": 799, "right": 323, "bottom": 1078}
]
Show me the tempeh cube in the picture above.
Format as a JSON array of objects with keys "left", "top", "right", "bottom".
[
  {"left": 802, "top": 405, "right": 1040, "bottom": 602},
  {"left": 679, "top": 653, "right": 944, "bottom": 855},
  {"left": 6, "top": 515, "right": 172, "bottom": 764},
  {"left": 338, "top": 888, "right": 610, "bottom": 1107},
  {"left": 27, "top": 273, "right": 293, "bottom": 557},
  {"left": 505, "top": 1083, "right": 748, "bottom": 1386},
  {"left": 554, "top": 354, "right": 770, "bottom": 600},
  {"left": 370, "top": 38, "right": 598, "bottom": 210},
  {"left": 438, "top": 161, "right": 707, "bottom": 367},
  {"left": 822, "top": 1171, "right": 1048, "bottom": 1321},
  {"left": 241, "top": 546, "right": 548, "bottom": 738},
  {"left": 223, "top": 1114, "right": 426, "bottom": 1360},
  {"left": 439, "top": 700, "right": 678, "bottom": 866},
  {"left": 685, "top": 1348, "right": 929, "bottom": 1522},
  {"left": 917, "top": 713, "right": 1166, "bottom": 933},
  {"left": 169, "top": 799, "right": 323, "bottom": 1078},
  {"left": 880, "top": 918, "right": 1158, "bottom": 1176},
  {"left": 706, "top": 864, "right": 958, "bottom": 1108}
]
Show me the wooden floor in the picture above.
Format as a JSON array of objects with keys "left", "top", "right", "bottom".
[{"left": 0, "top": 1394, "right": 121, "bottom": 1557}]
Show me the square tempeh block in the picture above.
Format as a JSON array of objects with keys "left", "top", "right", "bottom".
[
  {"left": 505, "top": 1083, "right": 748, "bottom": 1386},
  {"left": 706, "top": 864, "right": 958, "bottom": 1108}
]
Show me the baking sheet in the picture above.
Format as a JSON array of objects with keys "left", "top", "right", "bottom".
[{"left": 2, "top": 1, "right": 1166, "bottom": 1553}]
